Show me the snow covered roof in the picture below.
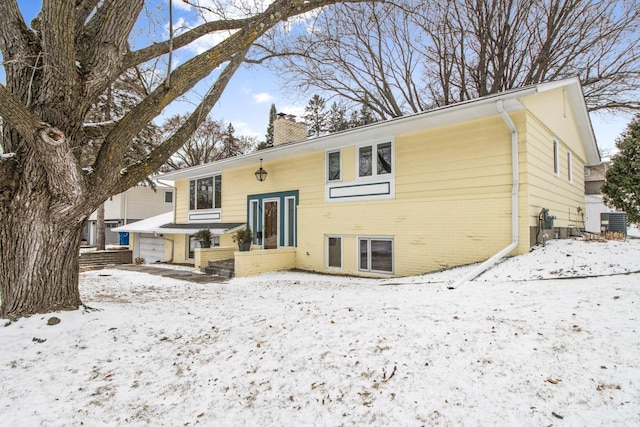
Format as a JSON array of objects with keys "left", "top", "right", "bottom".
[
  {"left": 111, "top": 212, "right": 244, "bottom": 235},
  {"left": 111, "top": 212, "right": 174, "bottom": 233}
]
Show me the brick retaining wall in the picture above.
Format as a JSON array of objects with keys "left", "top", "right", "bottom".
[{"left": 79, "top": 250, "right": 132, "bottom": 268}]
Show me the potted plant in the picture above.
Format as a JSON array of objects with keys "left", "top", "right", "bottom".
[
  {"left": 193, "top": 229, "right": 212, "bottom": 248},
  {"left": 232, "top": 227, "right": 253, "bottom": 251}
]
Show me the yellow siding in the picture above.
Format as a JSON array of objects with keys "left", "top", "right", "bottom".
[
  {"left": 175, "top": 180, "right": 189, "bottom": 223},
  {"left": 235, "top": 248, "right": 297, "bottom": 277},
  {"left": 172, "top": 233, "right": 189, "bottom": 263},
  {"left": 292, "top": 115, "right": 529, "bottom": 277},
  {"left": 342, "top": 146, "right": 356, "bottom": 181},
  {"left": 519, "top": 88, "right": 588, "bottom": 162},
  {"left": 194, "top": 247, "right": 236, "bottom": 269},
  {"left": 523, "top": 112, "right": 586, "bottom": 230}
]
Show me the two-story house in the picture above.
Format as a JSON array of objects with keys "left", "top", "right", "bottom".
[
  {"left": 84, "top": 183, "right": 174, "bottom": 246},
  {"left": 116, "top": 78, "right": 599, "bottom": 278}
]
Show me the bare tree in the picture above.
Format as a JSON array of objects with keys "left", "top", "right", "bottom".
[
  {"left": 0, "top": 0, "right": 380, "bottom": 318},
  {"left": 162, "top": 114, "right": 226, "bottom": 170},
  {"left": 256, "top": 0, "right": 640, "bottom": 116}
]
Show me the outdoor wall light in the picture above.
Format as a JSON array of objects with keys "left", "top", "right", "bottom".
[{"left": 255, "top": 158, "right": 268, "bottom": 182}]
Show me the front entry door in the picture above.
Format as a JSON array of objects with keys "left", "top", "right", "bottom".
[{"left": 264, "top": 200, "right": 278, "bottom": 249}]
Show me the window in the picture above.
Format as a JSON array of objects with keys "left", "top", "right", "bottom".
[
  {"left": 327, "top": 236, "right": 342, "bottom": 269},
  {"left": 249, "top": 200, "right": 259, "bottom": 244},
  {"left": 377, "top": 142, "right": 392, "bottom": 174},
  {"left": 359, "top": 238, "right": 393, "bottom": 273},
  {"left": 188, "top": 235, "right": 220, "bottom": 259},
  {"left": 285, "top": 197, "right": 296, "bottom": 247},
  {"left": 567, "top": 151, "right": 573, "bottom": 183},
  {"left": 214, "top": 175, "right": 222, "bottom": 208},
  {"left": 327, "top": 150, "right": 341, "bottom": 181},
  {"left": 553, "top": 138, "right": 559, "bottom": 175},
  {"left": 164, "top": 191, "right": 173, "bottom": 203},
  {"left": 359, "top": 142, "right": 393, "bottom": 178},
  {"left": 359, "top": 146, "right": 373, "bottom": 177},
  {"left": 189, "top": 175, "right": 221, "bottom": 210}
]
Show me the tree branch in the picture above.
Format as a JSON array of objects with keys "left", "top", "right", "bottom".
[
  {"left": 123, "top": 16, "right": 253, "bottom": 70},
  {"left": 116, "top": 46, "right": 249, "bottom": 194},
  {"left": 78, "top": 0, "right": 145, "bottom": 100},
  {"left": 40, "top": 0, "right": 78, "bottom": 111},
  {"left": 93, "top": 0, "right": 376, "bottom": 188},
  {"left": 0, "top": 0, "right": 38, "bottom": 65},
  {"left": 0, "top": 83, "right": 47, "bottom": 145}
]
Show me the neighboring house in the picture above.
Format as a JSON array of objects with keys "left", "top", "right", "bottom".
[
  {"left": 115, "top": 78, "right": 599, "bottom": 278},
  {"left": 84, "top": 183, "right": 174, "bottom": 246},
  {"left": 583, "top": 162, "right": 619, "bottom": 233}
]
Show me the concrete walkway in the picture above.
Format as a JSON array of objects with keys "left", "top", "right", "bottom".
[{"left": 112, "top": 264, "right": 229, "bottom": 284}]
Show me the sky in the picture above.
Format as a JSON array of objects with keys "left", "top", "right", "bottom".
[
  {"left": 1, "top": 1, "right": 632, "bottom": 151},
  {"left": 1, "top": 237, "right": 640, "bottom": 425}
]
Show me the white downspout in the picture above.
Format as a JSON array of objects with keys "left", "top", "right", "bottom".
[{"left": 450, "top": 100, "right": 519, "bottom": 289}]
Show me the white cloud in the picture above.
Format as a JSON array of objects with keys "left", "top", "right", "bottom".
[
  {"left": 279, "top": 104, "right": 306, "bottom": 121},
  {"left": 253, "top": 92, "right": 275, "bottom": 104},
  {"left": 173, "top": 0, "right": 194, "bottom": 12},
  {"left": 233, "top": 121, "right": 261, "bottom": 138}
]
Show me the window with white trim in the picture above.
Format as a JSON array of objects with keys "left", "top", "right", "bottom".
[
  {"left": 359, "top": 237, "right": 393, "bottom": 273},
  {"left": 189, "top": 175, "right": 221, "bottom": 210},
  {"left": 327, "top": 236, "right": 342, "bottom": 269},
  {"left": 327, "top": 150, "right": 341, "bottom": 181},
  {"left": 358, "top": 141, "right": 393, "bottom": 178}
]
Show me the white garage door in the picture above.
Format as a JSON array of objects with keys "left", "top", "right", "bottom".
[{"left": 138, "top": 233, "right": 165, "bottom": 264}]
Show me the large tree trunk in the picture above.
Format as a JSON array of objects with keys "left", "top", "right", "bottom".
[
  {"left": 96, "top": 203, "right": 105, "bottom": 250},
  {"left": 0, "top": 207, "right": 85, "bottom": 319}
]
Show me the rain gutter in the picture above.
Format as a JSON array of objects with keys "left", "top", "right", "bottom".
[{"left": 450, "top": 100, "right": 519, "bottom": 289}]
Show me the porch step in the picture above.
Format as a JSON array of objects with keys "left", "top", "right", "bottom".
[{"left": 202, "top": 258, "right": 235, "bottom": 278}]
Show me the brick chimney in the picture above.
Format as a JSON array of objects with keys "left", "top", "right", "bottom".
[{"left": 273, "top": 113, "right": 307, "bottom": 146}]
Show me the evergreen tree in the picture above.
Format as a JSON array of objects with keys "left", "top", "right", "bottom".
[
  {"left": 327, "top": 101, "right": 350, "bottom": 133},
  {"left": 265, "top": 103, "right": 277, "bottom": 147},
  {"left": 220, "top": 123, "right": 244, "bottom": 159},
  {"left": 304, "top": 94, "right": 328, "bottom": 136},
  {"left": 602, "top": 114, "right": 640, "bottom": 224},
  {"left": 358, "top": 95, "right": 378, "bottom": 126}
]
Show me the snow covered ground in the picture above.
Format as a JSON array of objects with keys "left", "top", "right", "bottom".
[{"left": 1, "top": 238, "right": 639, "bottom": 426}]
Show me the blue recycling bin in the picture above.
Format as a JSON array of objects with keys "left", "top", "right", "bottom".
[{"left": 119, "top": 232, "right": 130, "bottom": 245}]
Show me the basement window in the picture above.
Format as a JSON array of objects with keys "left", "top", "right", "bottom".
[
  {"left": 359, "top": 237, "right": 393, "bottom": 273},
  {"left": 327, "top": 236, "right": 342, "bottom": 269}
]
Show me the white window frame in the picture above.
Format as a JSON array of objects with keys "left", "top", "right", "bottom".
[
  {"left": 326, "top": 149, "right": 342, "bottom": 182},
  {"left": 553, "top": 138, "right": 560, "bottom": 176},
  {"left": 189, "top": 174, "right": 222, "bottom": 211},
  {"left": 567, "top": 150, "right": 573, "bottom": 183},
  {"left": 358, "top": 237, "right": 394, "bottom": 274},
  {"left": 326, "top": 235, "right": 343, "bottom": 269},
  {"left": 355, "top": 140, "right": 394, "bottom": 180}
]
